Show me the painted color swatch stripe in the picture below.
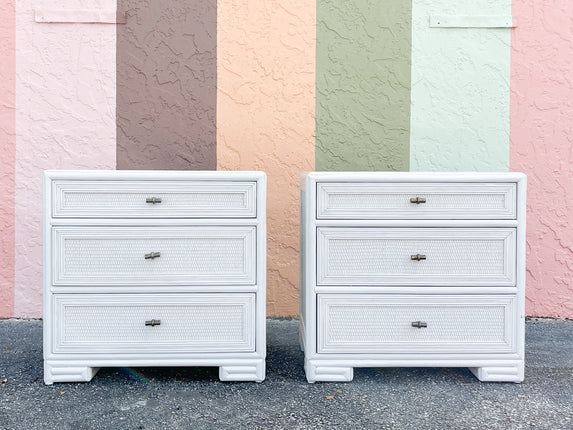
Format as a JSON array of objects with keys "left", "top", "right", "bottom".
[
  {"left": 116, "top": 0, "right": 217, "bottom": 170},
  {"left": 217, "top": 0, "right": 315, "bottom": 316},
  {"left": 510, "top": 0, "right": 573, "bottom": 317},
  {"left": 315, "top": 0, "right": 411, "bottom": 171},
  {"left": 15, "top": 0, "right": 116, "bottom": 316},
  {"left": 410, "top": 0, "right": 511, "bottom": 171},
  {"left": 0, "top": 0, "right": 15, "bottom": 317}
]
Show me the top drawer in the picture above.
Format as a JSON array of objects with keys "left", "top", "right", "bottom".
[
  {"left": 316, "top": 182, "right": 516, "bottom": 220},
  {"left": 52, "top": 180, "right": 257, "bottom": 218}
]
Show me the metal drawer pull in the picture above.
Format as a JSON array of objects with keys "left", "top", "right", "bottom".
[
  {"left": 145, "top": 319, "right": 161, "bottom": 327},
  {"left": 411, "top": 321, "right": 428, "bottom": 329},
  {"left": 410, "top": 197, "right": 426, "bottom": 204},
  {"left": 146, "top": 197, "right": 162, "bottom": 204},
  {"left": 144, "top": 252, "right": 161, "bottom": 260},
  {"left": 411, "top": 254, "right": 427, "bottom": 261}
]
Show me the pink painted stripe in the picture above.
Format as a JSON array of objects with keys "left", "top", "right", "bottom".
[
  {"left": 34, "top": 9, "right": 126, "bottom": 24},
  {"left": 0, "top": 0, "right": 16, "bottom": 318},
  {"left": 510, "top": 1, "right": 573, "bottom": 318},
  {"left": 14, "top": 0, "right": 117, "bottom": 317}
]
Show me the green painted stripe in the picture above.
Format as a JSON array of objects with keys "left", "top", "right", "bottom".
[{"left": 315, "top": 0, "right": 411, "bottom": 171}]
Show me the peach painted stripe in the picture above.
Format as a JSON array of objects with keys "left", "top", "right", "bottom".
[
  {"left": 0, "top": 0, "right": 16, "bottom": 317},
  {"left": 217, "top": 0, "right": 316, "bottom": 316},
  {"left": 15, "top": 0, "right": 117, "bottom": 317},
  {"left": 510, "top": 1, "right": 573, "bottom": 318}
]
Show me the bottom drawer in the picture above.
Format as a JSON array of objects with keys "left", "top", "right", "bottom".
[
  {"left": 317, "top": 294, "right": 517, "bottom": 354},
  {"left": 52, "top": 293, "right": 255, "bottom": 354}
]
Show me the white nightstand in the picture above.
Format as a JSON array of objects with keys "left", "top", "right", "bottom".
[
  {"left": 300, "top": 172, "right": 526, "bottom": 383},
  {"left": 43, "top": 170, "right": 266, "bottom": 383}
]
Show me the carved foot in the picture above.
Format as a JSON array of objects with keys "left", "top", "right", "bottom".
[
  {"left": 44, "top": 362, "right": 100, "bottom": 385},
  {"left": 219, "top": 360, "right": 265, "bottom": 382},
  {"left": 469, "top": 363, "right": 524, "bottom": 383},
  {"left": 305, "top": 360, "right": 353, "bottom": 383}
]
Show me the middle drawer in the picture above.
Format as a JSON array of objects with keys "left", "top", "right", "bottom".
[
  {"left": 52, "top": 226, "right": 256, "bottom": 286},
  {"left": 317, "top": 227, "right": 516, "bottom": 287}
]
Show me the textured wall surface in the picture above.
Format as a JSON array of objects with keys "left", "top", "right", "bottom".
[
  {"left": 15, "top": 0, "right": 116, "bottom": 317},
  {"left": 511, "top": 0, "right": 573, "bottom": 318},
  {"left": 1, "top": 0, "right": 573, "bottom": 319},
  {"left": 217, "top": 0, "right": 315, "bottom": 316},
  {"left": 0, "top": 0, "right": 15, "bottom": 317},
  {"left": 116, "top": 0, "right": 216, "bottom": 170},
  {"left": 315, "top": 0, "right": 411, "bottom": 171},
  {"left": 410, "top": 0, "right": 511, "bottom": 171}
]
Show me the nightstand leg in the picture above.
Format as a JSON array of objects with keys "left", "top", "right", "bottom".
[
  {"left": 219, "top": 360, "right": 265, "bottom": 382},
  {"left": 44, "top": 362, "right": 100, "bottom": 385},
  {"left": 305, "top": 360, "right": 354, "bottom": 383},
  {"left": 469, "top": 362, "right": 524, "bottom": 383},
  {"left": 298, "top": 326, "right": 305, "bottom": 352}
]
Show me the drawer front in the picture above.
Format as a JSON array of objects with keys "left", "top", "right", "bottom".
[
  {"left": 317, "top": 182, "right": 516, "bottom": 219},
  {"left": 53, "top": 227, "right": 256, "bottom": 286},
  {"left": 317, "top": 294, "right": 517, "bottom": 354},
  {"left": 317, "top": 228, "right": 516, "bottom": 286},
  {"left": 52, "top": 294, "right": 255, "bottom": 353},
  {"left": 52, "top": 180, "right": 257, "bottom": 218}
]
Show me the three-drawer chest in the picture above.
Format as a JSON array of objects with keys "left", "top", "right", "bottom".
[
  {"left": 300, "top": 172, "right": 526, "bottom": 383},
  {"left": 43, "top": 170, "right": 266, "bottom": 384}
]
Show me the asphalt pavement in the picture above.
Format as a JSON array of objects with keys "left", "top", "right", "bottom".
[{"left": 1, "top": 318, "right": 572, "bottom": 430}]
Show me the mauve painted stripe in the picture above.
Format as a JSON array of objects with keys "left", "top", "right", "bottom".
[
  {"left": 116, "top": 0, "right": 217, "bottom": 170},
  {"left": 315, "top": 0, "right": 411, "bottom": 171},
  {"left": 0, "top": 0, "right": 15, "bottom": 317}
]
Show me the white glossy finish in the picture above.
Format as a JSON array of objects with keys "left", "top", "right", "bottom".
[
  {"left": 301, "top": 172, "right": 526, "bottom": 383},
  {"left": 317, "top": 227, "right": 516, "bottom": 287},
  {"left": 317, "top": 182, "right": 516, "bottom": 220},
  {"left": 52, "top": 180, "right": 257, "bottom": 218},
  {"left": 52, "top": 293, "right": 255, "bottom": 354},
  {"left": 317, "top": 294, "right": 516, "bottom": 354},
  {"left": 44, "top": 170, "right": 266, "bottom": 384},
  {"left": 52, "top": 226, "right": 256, "bottom": 286}
]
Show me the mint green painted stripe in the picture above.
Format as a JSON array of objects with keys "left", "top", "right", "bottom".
[
  {"left": 409, "top": 0, "right": 511, "bottom": 172},
  {"left": 315, "top": 0, "right": 411, "bottom": 171}
]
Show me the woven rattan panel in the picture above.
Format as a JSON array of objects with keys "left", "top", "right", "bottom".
[
  {"left": 326, "top": 238, "right": 504, "bottom": 275},
  {"left": 54, "top": 226, "right": 256, "bottom": 285},
  {"left": 64, "top": 191, "right": 245, "bottom": 211},
  {"left": 55, "top": 296, "right": 254, "bottom": 353},
  {"left": 327, "top": 192, "right": 506, "bottom": 211},
  {"left": 63, "top": 237, "right": 246, "bottom": 275},
  {"left": 324, "top": 304, "right": 505, "bottom": 345}
]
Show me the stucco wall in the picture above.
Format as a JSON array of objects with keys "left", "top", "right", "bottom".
[
  {"left": 116, "top": 0, "right": 217, "bottom": 170},
  {"left": 217, "top": 0, "right": 315, "bottom": 316},
  {"left": 0, "top": 0, "right": 15, "bottom": 317},
  {"left": 511, "top": 0, "right": 573, "bottom": 318},
  {"left": 410, "top": 0, "right": 511, "bottom": 171},
  {"left": 1, "top": 1, "right": 572, "bottom": 319},
  {"left": 14, "top": 0, "right": 117, "bottom": 317},
  {"left": 315, "top": 0, "right": 411, "bottom": 171}
]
